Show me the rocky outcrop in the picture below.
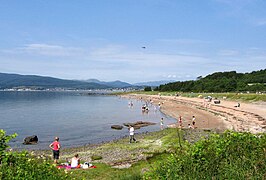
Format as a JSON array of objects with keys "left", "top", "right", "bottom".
[
  {"left": 123, "top": 121, "right": 156, "bottom": 129},
  {"left": 111, "top": 125, "right": 123, "bottom": 130},
  {"left": 23, "top": 135, "right": 38, "bottom": 145},
  {"left": 111, "top": 121, "right": 156, "bottom": 130}
]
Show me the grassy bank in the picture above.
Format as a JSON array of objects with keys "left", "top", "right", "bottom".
[
  {"left": 60, "top": 128, "right": 212, "bottom": 180},
  {"left": 119, "top": 91, "right": 266, "bottom": 102},
  {"left": 2, "top": 128, "right": 265, "bottom": 179}
]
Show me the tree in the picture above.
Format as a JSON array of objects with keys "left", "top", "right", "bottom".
[{"left": 144, "top": 86, "right": 152, "bottom": 91}]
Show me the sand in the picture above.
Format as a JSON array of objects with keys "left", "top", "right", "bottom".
[{"left": 123, "top": 94, "right": 266, "bottom": 134}]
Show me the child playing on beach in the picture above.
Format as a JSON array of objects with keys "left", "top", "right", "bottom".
[
  {"left": 188, "top": 124, "right": 193, "bottom": 129},
  {"left": 49, "top": 137, "right": 61, "bottom": 164},
  {"left": 192, "top": 116, "right": 196, "bottom": 128},
  {"left": 160, "top": 118, "right": 164, "bottom": 130},
  {"left": 178, "top": 116, "right": 183, "bottom": 128}
]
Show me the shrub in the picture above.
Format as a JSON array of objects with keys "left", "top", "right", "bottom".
[
  {"left": 144, "top": 131, "right": 266, "bottom": 179},
  {"left": 144, "top": 86, "right": 152, "bottom": 91},
  {"left": 91, "top": 155, "right": 103, "bottom": 161},
  {"left": 0, "top": 129, "right": 69, "bottom": 180}
]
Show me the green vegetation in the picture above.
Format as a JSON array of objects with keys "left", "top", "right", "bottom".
[
  {"left": 1, "top": 129, "right": 265, "bottom": 179},
  {"left": 0, "top": 129, "right": 69, "bottom": 180},
  {"left": 144, "top": 86, "right": 152, "bottom": 91},
  {"left": 145, "top": 131, "right": 266, "bottom": 179},
  {"left": 131, "top": 91, "right": 266, "bottom": 102},
  {"left": 156, "top": 69, "right": 266, "bottom": 92},
  {"left": 91, "top": 155, "right": 102, "bottom": 161}
]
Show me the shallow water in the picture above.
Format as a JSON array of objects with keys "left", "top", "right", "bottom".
[{"left": 0, "top": 91, "right": 175, "bottom": 150}]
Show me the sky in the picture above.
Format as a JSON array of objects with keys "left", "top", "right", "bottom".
[{"left": 0, "top": 0, "right": 266, "bottom": 83}]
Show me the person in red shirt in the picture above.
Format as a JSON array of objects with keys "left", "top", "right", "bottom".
[{"left": 49, "top": 136, "right": 61, "bottom": 164}]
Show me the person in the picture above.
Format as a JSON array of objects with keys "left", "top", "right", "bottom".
[
  {"left": 178, "top": 116, "right": 183, "bottom": 127},
  {"left": 188, "top": 124, "right": 193, "bottom": 129},
  {"left": 160, "top": 118, "right": 164, "bottom": 130},
  {"left": 234, "top": 102, "right": 240, "bottom": 107},
  {"left": 49, "top": 137, "right": 60, "bottom": 164},
  {"left": 71, "top": 154, "right": 81, "bottom": 168},
  {"left": 192, "top": 116, "right": 196, "bottom": 128},
  {"left": 129, "top": 125, "right": 136, "bottom": 143}
]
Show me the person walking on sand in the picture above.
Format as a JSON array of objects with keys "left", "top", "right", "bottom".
[
  {"left": 160, "top": 117, "right": 164, "bottom": 130},
  {"left": 129, "top": 125, "right": 136, "bottom": 143},
  {"left": 178, "top": 116, "right": 183, "bottom": 128},
  {"left": 192, "top": 116, "right": 196, "bottom": 128},
  {"left": 49, "top": 136, "right": 60, "bottom": 164}
]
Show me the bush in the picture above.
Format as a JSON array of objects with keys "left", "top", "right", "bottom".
[
  {"left": 91, "top": 155, "right": 103, "bottom": 161},
  {"left": 144, "top": 86, "right": 152, "bottom": 91},
  {"left": 0, "top": 129, "right": 69, "bottom": 180},
  {"left": 144, "top": 131, "right": 266, "bottom": 179}
]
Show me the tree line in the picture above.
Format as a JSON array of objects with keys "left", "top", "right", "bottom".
[{"left": 155, "top": 69, "right": 266, "bottom": 92}]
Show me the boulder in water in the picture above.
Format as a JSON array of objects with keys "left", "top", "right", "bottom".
[
  {"left": 111, "top": 125, "right": 123, "bottom": 130},
  {"left": 23, "top": 135, "right": 38, "bottom": 145}
]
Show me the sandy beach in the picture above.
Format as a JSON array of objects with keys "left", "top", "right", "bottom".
[{"left": 123, "top": 94, "right": 266, "bottom": 134}]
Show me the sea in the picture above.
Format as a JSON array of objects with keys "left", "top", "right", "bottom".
[{"left": 0, "top": 91, "right": 176, "bottom": 150}]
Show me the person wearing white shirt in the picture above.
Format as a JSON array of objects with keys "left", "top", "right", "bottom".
[
  {"left": 71, "top": 154, "right": 81, "bottom": 168},
  {"left": 129, "top": 125, "right": 136, "bottom": 143}
]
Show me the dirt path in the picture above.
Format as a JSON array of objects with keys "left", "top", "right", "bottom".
[{"left": 123, "top": 94, "right": 266, "bottom": 133}]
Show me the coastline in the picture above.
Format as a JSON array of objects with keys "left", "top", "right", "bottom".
[
  {"left": 30, "top": 93, "right": 266, "bottom": 168},
  {"left": 122, "top": 93, "right": 266, "bottom": 133}
]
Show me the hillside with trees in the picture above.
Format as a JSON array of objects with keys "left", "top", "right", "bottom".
[{"left": 156, "top": 69, "right": 266, "bottom": 92}]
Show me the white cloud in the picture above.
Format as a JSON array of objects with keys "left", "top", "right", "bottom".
[
  {"left": 157, "top": 38, "right": 210, "bottom": 45},
  {"left": 254, "top": 19, "right": 266, "bottom": 26},
  {"left": 218, "top": 49, "right": 239, "bottom": 56},
  {"left": 2, "top": 43, "right": 85, "bottom": 57}
]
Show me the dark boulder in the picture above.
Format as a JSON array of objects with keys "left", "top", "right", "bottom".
[
  {"left": 111, "top": 125, "right": 123, "bottom": 130},
  {"left": 214, "top": 100, "right": 220, "bottom": 104},
  {"left": 23, "top": 135, "right": 38, "bottom": 145}
]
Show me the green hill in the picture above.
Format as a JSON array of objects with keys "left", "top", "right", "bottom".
[
  {"left": 0, "top": 73, "right": 117, "bottom": 89},
  {"left": 156, "top": 69, "right": 266, "bottom": 92}
]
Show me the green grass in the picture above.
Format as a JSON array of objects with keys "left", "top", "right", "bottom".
[
  {"left": 144, "top": 131, "right": 266, "bottom": 180},
  {"left": 125, "top": 91, "right": 266, "bottom": 102},
  {"left": 3, "top": 128, "right": 265, "bottom": 179},
  {"left": 66, "top": 128, "right": 180, "bottom": 180},
  {"left": 69, "top": 153, "right": 169, "bottom": 180}
]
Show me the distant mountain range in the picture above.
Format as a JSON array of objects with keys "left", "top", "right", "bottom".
[
  {"left": 82, "top": 79, "right": 133, "bottom": 88},
  {"left": 0, "top": 73, "right": 172, "bottom": 90}
]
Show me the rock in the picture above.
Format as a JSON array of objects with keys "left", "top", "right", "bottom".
[
  {"left": 123, "top": 121, "right": 156, "bottom": 129},
  {"left": 23, "top": 135, "right": 38, "bottom": 145},
  {"left": 111, "top": 125, "right": 123, "bottom": 130},
  {"left": 214, "top": 100, "right": 220, "bottom": 104}
]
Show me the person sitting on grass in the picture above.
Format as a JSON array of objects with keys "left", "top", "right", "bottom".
[{"left": 71, "top": 154, "right": 81, "bottom": 168}]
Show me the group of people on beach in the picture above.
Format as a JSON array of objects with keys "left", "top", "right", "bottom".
[
  {"left": 49, "top": 125, "right": 138, "bottom": 166},
  {"left": 159, "top": 115, "right": 196, "bottom": 130}
]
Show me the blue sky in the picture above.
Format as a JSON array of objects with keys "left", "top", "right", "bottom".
[{"left": 0, "top": 0, "right": 266, "bottom": 83}]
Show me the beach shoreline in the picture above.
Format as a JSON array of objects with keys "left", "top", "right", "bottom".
[
  {"left": 122, "top": 93, "right": 266, "bottom": 133},
  {"left": 28, "top": 93, "right": 265, "bottom": 168}
]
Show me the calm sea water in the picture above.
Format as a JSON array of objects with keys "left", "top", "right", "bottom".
[{"left": 0, "top": 91, "right": 175, "bottom": 150}]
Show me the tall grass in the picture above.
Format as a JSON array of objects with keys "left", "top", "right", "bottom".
[{"left": 144, "top": 131, "right": 266, "bottom": 179}]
